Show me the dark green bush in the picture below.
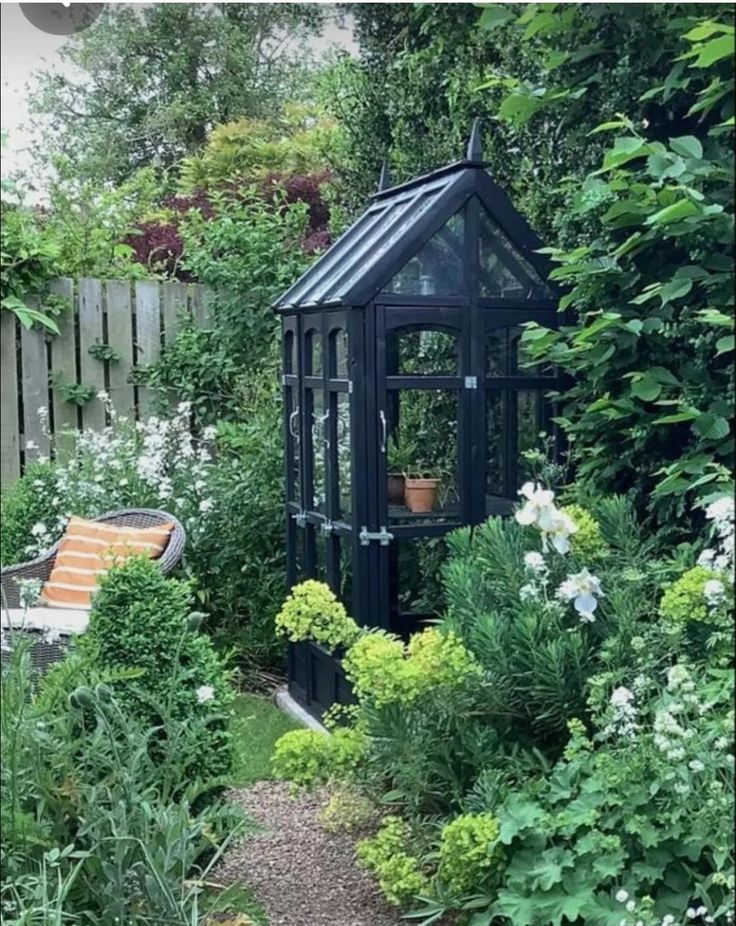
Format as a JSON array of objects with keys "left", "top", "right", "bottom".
[
  {"left": 1, "top": 637, "right": 242, "bottom": 923},
  {"left": 82, "top": 556, "right": 234, "bottom": 782}
]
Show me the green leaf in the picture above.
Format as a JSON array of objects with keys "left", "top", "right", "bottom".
[
  {"left": 652, "top": 410, "right": 699, "bottom": 425},
  {"left": 499, "top": 797, "right": 545, "bottom": 844},
  {"left": 683, "top": 21, "right": 734, "bottom": 42},
  {"left": 592, "top": 848, "right": 626, "bottom": 879},
  {"left": 497, "top": 93, "right": 541, "bottom": 124},
  {"left": 649, "top": 366, "right": 680, "bottom": 386},
  {"left": 697, "top": 308, "right": 733, "bottom": 327},
  {"left": 588, "top": 119, "right": 633, "bottom": 135},
  {"left": 492, "top": 890, "right": 537, "bottom": 926},
  {"left": 599, "top": 137, "right": 649, "bottom": 172},
  {"left": 693, "top": 414, "right": 730, "bottom": 440},
  {"left": 653, "top": 474, "right": 690, "bottom": 496},
  {"left": 716, "top": 335, "right": 734, "bottom": 354},
  {"left": 668, "top": 136, "right": 703, "bottom": 160},
  {"left": 686, "top": 33, "right": 735, "bottom": 68},
  {"left": 630, "top": 376, "right": 661, "bottom": 402},
  {"left": 645, "top": 199, "right": 699, "bottom": 225},
  {"left": 659, "top": 276, "right": 693, "bottom": 303},
  {"left": 478, "top": 6, "right": 515, "bottom": 30}
]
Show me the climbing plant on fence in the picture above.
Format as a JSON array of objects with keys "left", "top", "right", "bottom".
[{"left": 0, "top": 277, "right": 212, "bottom": 485}]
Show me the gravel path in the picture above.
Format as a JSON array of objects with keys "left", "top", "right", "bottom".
[{"left": 217, "top": 781, "right": 403, "bottom": 926}]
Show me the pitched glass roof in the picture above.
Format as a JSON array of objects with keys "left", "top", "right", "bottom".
[{"left": 274, "top": 160, "right": 555, "bottom": 310}]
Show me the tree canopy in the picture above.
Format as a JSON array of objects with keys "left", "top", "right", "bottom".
[{"left": 30, "top": 3, "right": 326, "bottom": 184}]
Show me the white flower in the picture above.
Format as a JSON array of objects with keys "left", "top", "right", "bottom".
[
  {"left": 706, "top": 496, "right": 734, "bottom": 526},
  {"left": 703, "top": 579, "right": 725, "bottom": 608},
  {"left": 196, "top": 685, "right": 215, "bottom": 704},
  {"left": 611, "top": 687, "right": 634, "bottom": 708},
  {"left": 556, "top": 568, "right": 603, "bottom": 622},
  {"left": 688, "top": 759, "right": 705, "bottom": 772},
  {"left": 667, "top": 664, "right": 692, "bottom": 692},
  {"left": 119, "top": 478, "right": 129, "bottom": 487},
  {"left": 42, "top": 626, "right": 61, "bottom": 645},
  {"left": 606, "top": 687, "right": 639, "bottom": 738},
  {"left": 16, "top": 577, "right": 43, "bottom": 609},
  {"left": 662, "top": 916, "right": 675, "bottom": 926},
  {"left": 519, "top": 583, "right": 540, "bottom": 601},
  {"left": 96, "top": 389, "right": 109, "bottom": 402},
  {"left": 626, "top": 900, "right": 636, "bottom": 913},
  {"left": 199, "top": 498, "right": 214, "bottom": 513},
  {"left": 25, "top": 440, "right": 37, "bottom": 451},
  {"left": 516, "top": 483, "right": 578, "bottom": 554},
  {"left": 524, "top": 551, "right": 547, "bottom": 573},
  {"left": 697, "top": 548, "right": 716, "bottom": 569},
  {"left": 36, "top": 406, "right": 48, "bottom": 421},
  {"left": 615, "top": 889, "right": 629, "bottom": 904},
  {"left": 516, "top": 482, "right": 556, "bottom": 525},
  {"left": 202, "top": 425, "right": 217, "bottom": 441},
  {"left": 30, "top": 522, "right": 48, "bottom": 537}
]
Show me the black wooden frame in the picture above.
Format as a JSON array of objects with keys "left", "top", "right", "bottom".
[{"left": 277, "top": 157, "right": 561, "bottom": 719}]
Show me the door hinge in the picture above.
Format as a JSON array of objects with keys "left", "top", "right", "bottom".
[
  {"left": 319, "top": 520, "right": 334, "bottom": 536},
  {"left": 292, "top": 510, "right": 308, "bottom": 528},
  {"left": 348, "top": 380, "right": 354, "bottom": 394},
  {"left": 464, "top": 375, "right": 478, "bottom": 390},
  {"left": 359, "top": 526, "right": 394, "bottom": 547}
]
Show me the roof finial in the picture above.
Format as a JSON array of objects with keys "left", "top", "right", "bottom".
[
  {"left": 466, "top": 118, "right": 483, "bottom": 161},
  {"left": 377, "top": 159, "right": 392, "bottom": 192}
]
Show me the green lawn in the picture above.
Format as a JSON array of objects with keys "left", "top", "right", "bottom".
[{"left": 230, "top": 692, "right": 299, "bottom": 787}]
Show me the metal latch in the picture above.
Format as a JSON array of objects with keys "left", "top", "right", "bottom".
[
  {"left": 464, "top": 375, "right": 478, "bottom": 390},
  {"left": 292, "top": 510, "right": 308, "bottom": 528},
  {"left": 319, "top": 520, "right": 334, "bottom": 536},
  {"left": 359, "top": 526, "right": 394, "bottom": 546}
]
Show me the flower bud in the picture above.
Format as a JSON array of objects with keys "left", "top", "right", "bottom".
[
  {"left": 95, "top": 683, "right": 113, "bottom": 703},
  {"left": 69, "top": 686, "right": 94, "bottom": 710}
]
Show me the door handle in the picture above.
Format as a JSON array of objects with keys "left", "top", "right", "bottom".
[
  {"left": 379, "top": 410, "right": 387, "bottom": 453},
  {"left": 288, "top": 408, "right": 299, "bottom": 439}
]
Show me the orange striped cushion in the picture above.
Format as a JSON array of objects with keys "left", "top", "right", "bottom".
[{"left": 42, "top": 516, "right": 174, "bottom": 609}]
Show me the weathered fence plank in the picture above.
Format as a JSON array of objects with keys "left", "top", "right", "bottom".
[
  {"left": 48, "top": 278, "right": 78, "bottom": 449},
  {"left": 20, "top": 311, "right": 51, "bottom": 460},
  {"left": 135, "top": 280, "right": 162, "bottom": 416},
  {"left": 78, "top": 278, "right": 106, "bottom": 431},
  {"left": 163, "top": 281, "right": 189, "bottom": 346},
  {"left": 1, "top": 278, "right": 204, "bottom": 482},
  {"left": 106, "top": 280, "right": 135, "bottom": 418},
  {"left": 1, "top": 311, "right": 20, "bottom": 485},
  {"left": 192, "top": 285, "right": 216, "bottom": 328}
]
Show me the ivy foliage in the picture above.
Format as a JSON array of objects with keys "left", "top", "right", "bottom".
[
  {"left": 1, "top": 153, "right": 62, "bottom": 332},
  {"left": 519, "top": 14, "right": 734, "bottom": 528},
  {"left": 325, "top": 3, "right": 717, "bottom": 239}
]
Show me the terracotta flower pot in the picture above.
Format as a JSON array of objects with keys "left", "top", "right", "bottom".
[
  {"left": 404, "top": 477, "right": 440, "bottom": 514},
  {"left": 387, "top": 473, "right": 406, "bottom": 505}
]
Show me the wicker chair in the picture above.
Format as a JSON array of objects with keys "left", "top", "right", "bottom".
[{"left": 1, "top": 508, "right": 186, "bottom": 671}]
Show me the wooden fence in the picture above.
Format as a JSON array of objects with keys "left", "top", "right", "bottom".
[{"left": 1, "top": 278, "right": 213, "bottom": 485}]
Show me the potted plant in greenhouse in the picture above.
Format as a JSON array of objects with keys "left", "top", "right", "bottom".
[
  {"left": 387, "top": 429, "right": 417, "bottom": 505},
  {"left": 404, "top": 461, "right": 442, "bottom": 513}
]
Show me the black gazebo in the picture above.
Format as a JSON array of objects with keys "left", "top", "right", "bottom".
[{"left": 274, "top": 124, "right": 560, "bottom": 718}]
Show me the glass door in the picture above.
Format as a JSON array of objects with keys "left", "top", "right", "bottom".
[
  {"left": 293, "top": 311, "right": 356, "bottom": 612},
  {"left": 375, "top": 304, "right": 468, "bottom": 636}
]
